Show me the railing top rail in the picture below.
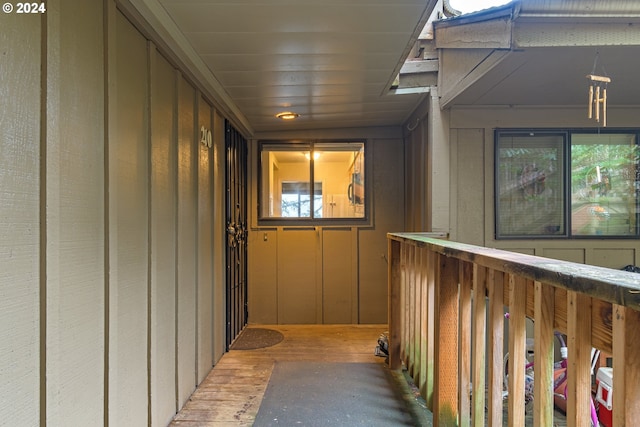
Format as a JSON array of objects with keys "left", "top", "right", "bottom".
[{"left": 388, "top": 232, "right": 640, "bottom": 311}]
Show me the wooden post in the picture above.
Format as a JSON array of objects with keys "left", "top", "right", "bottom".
[
  {"left": 408, "top": 245, "right": 416, "bottom": 376},
  {"left": 388, "top": 239, "right": 402, "bottom": 370},
  {"left": 534, "top": 282, "right": 555, "bottom": 427},
  {"left": 412, "top": 247, "right": 423, "bottom": 384},
  {"left": 612, "top": 305, "right": 640, "bottom": 426},
  {"left": 567, "top": 291, "right": 592, "bottom": 427},
  {"left": 471, "top": 265, "right": 487, "bottom": 427},
  {"left": 433, "top": 254, "right": 459, "bottom": 426},
  {"left": 507, "top": 274, "right": 527, "bottom": 427},
  {"left": 459, "top": 262, "right": 473, "bottom": 427},
  {"left": 418, "top": 247, "right": 428, "bottom": 401},
  {"left": 487, "top": 269, "right": 504, "bottom": 427},
  {"left": 425, "top": 249, "right": 436, "bottom": 409},
  {"left": 401, "top": 243, "right": 408, "bottom": 363}
]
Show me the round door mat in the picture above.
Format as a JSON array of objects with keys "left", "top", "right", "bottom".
[{"left": 230, "top": 328, "right": 284, "bottom": 350}]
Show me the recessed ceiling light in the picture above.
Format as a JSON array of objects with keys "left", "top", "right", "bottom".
[{"left": 276, "top": 111, "right": 299, "bottom": 120}]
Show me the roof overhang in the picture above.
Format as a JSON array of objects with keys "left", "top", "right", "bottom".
[{"left": 433, "top": 1, "right": 640, "bottom": 109}]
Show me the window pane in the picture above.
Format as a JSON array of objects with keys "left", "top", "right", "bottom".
[
  {"left": 259, "top": 141, "right": 365, "bottom": 219},
  {"left": 571, "top": 134, "right": 639, "bottom": 236},
  {"left": 260, "top": 145, "right": 312, "bottom": 218},
  {"left": 496, "top": 133, "right": 565, "bottom": 237},
  {"left": 315, "top": 142, "right": 365, "bottom": 218}
]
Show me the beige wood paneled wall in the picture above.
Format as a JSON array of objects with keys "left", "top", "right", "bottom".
[
  {"left": 247, "top": 134, "right": 405, "bottom": 325},
  {"left": 0, "top": 1, "right": 228, "bottom": 425},
  {"left": 402, "top": 98, "right": 640, "bottom": 269},
  {"left": 109, "top": 10, "right": 150, "bottom": 424},
  {"left": 44, "top": 0, "right": 107, "bottom": 425},
  {"left": 176, "top": 73, "right": 198, "bottom": 412},
  {"left": 212, "top": 110, "right": 227, "bottom": 361},
  {"left": 358, "top": 139, "right": 406, "bottom": 323},
  {"left": 197, "top": 96, "right": 214, "bottom": 383},
  {"left": 448, "top": 106, "right": 640, "bottom": 267},
  {"left": 0, "top": 9, "right": 43, "bottom": 427},
  {"left": 150, "top": 48, "right": 178, "bottom": 425}
]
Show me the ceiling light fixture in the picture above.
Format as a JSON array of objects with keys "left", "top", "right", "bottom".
[{"left": 276, "top": 111, "right": 299, "bottom": 120}]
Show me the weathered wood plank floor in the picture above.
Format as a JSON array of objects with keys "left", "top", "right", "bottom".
[{"left": 170, "top": 324, "right": 389, "bottom": 426}]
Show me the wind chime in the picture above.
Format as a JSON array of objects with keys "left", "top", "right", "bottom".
[{"left": 586, "top": 52, "right": 611, "bottom": 127}]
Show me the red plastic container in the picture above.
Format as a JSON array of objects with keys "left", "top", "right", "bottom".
[{"left": 596, "top": 367, "right": 613, "bottom": 427}]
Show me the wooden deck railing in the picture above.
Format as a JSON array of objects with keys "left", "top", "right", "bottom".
[{"left": 388, "top": 233, "right": 640, "bottom": 426}]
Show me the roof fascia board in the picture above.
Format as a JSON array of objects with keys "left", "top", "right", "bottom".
[
  {"left": 433, "top": 3, "right": 517, "bottom": 49},
  {"left": 435, "top": 17, "right": 513, "bottom": 49},
  {"left": 382, "top": 0, "right": 441, "bottom": 95},
  {"left": 438, "top": 49, "right": 512, "bottom": 109},
  {"left": 433, "top": 3, "right": 516, "bottom": 29},
  {"left": 514, "top": 19, "right": 640, "bottom": 48}
]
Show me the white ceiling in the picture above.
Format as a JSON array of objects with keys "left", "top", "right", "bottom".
[
  {"left": 155, "top": 0, "right": 437, "bottom": 134},
  {"left": 129, "top": 0, "right": 640, "bottom": 136}
]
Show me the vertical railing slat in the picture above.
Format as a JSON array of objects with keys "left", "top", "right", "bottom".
[
  {"left": 433, "top": 254, "right": 460, "bottom": 426},
  {"left": 471, "top": 265, "right": 487, "bottom": 427},
  {"left": 418, "top": 247, "right": 428, "bottom": 399},
  {"left": 487, "top": 269, "right": 504, "bottom": 427},
  {"left": 425, "top": 249, "right": 436, "bottom": 409},
  {"left": 413, "top": 247, "right": 423, "bottom": 386},
  {"left": 388, "top": 239, "right": 402, "bottom": 370},
  {"left": 400, "top": 243, "right": 408, "bottom": 364},
  {"left": 408, "top": 245, "right": 416, "bottom": 376},
  {"left": 567, "top": 291, "right": 593, "bottom": 427},
  {"left": 507, "top": 274, "right": 526, "bottom": 427},
  {"left": 613, "top": 304, "right": 640, "bottom": 426},
  {"left": 533, "top": 281, "right": 555, "bottom": 427},
  {"left": 459, "top": 262, "right": 473, "bottom": 427}
]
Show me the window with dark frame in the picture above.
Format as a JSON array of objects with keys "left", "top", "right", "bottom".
[
  {"left": 495, "top": 130, "right": 639, "bottom": 239},
  {"left": 259, "top": 141, "right": 366, "bottom": 221}
]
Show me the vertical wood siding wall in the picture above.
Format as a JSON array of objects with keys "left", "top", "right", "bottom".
[
  {"left": 0, "top": 9, "right": 42, "bottom": 427},
  {"left": 0, "top": 1, "right": 226, "bottom": 425},
  {"left": 246, "top": 135, "right": 406, "bottom": 324}
]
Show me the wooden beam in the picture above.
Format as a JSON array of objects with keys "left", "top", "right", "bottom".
[
  {"left": 387, "top": 234, "right": 640, "bottom": 312},
  {"left": 566, "top": 291, "right": 593, "bottom": 427},
  {"left": 459, "top": 262, "right": 473, "bottom": 427},
  {"left": 586, "top": 74, "right": 611, "bottom": 83},
  {"left": 412, "top": 247, "right": 423, "bottom": 386},
  {"left": 418, "top": 247, "right": 428, "bottom": 401},
  {"left": 471, "top": 265, "right": 487, "bottom": 427},
  {"left": 401, "top": 243, "right": 409, "bottom": 364},
  {"left": 487, "top": 269, "right": 504, "bottom": 427},
  {"left": 507, "top": 274, "right": 527, "bottom": 427},
  {"left": 408, "top": 245, "right": 416, "bottom": 376},
  {"left": 534, "top": 281, "right": 555, "bottom": 427},
  {"left": 388, "top": 239, "right": 402, "bottom": 370},
  {"left": 425, "top": 249, "right": 436, "bottom": 408},
  {"left": 613, "top": 305, "right": 640, "bottom": 426},
  {"left": 433, "top": 254, "right": 460, "bottom": 426}
]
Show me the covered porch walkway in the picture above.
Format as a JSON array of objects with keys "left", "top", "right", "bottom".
[{"left": 170, "top": 325, "right": 429, "bottom": 426}]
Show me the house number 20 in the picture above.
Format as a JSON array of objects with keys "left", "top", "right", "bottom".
[{"left": 200, "top": 126, "right": 212, "bottom": 148}]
